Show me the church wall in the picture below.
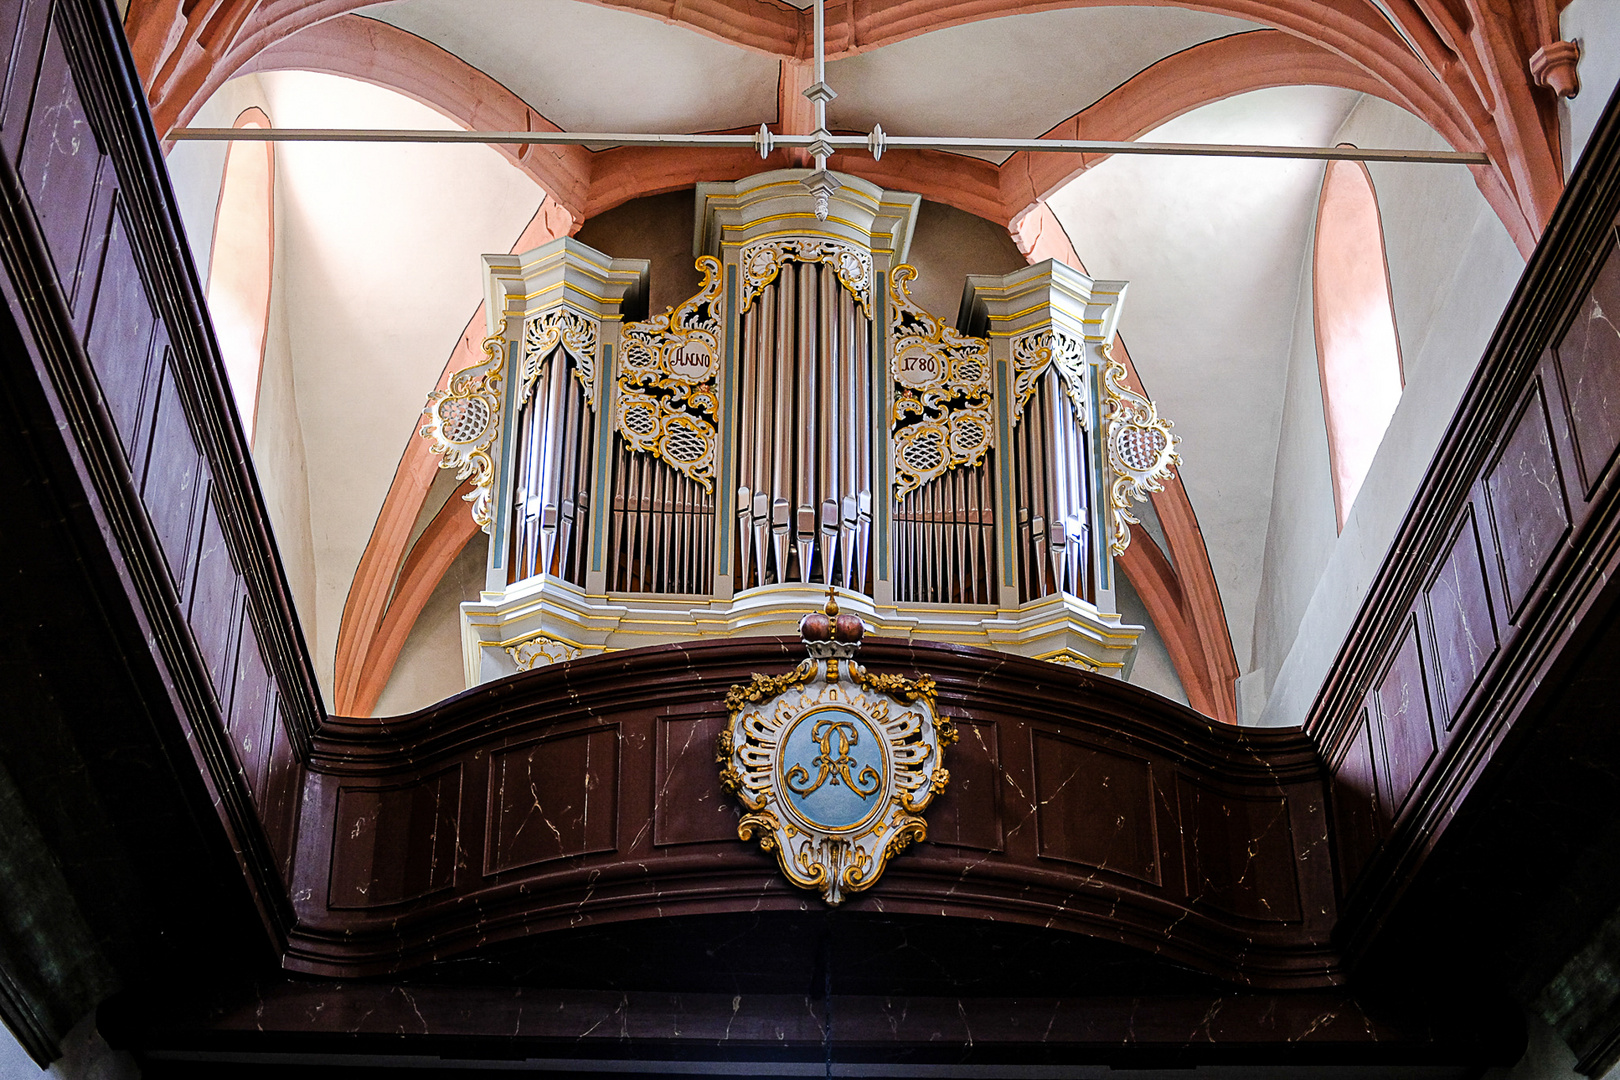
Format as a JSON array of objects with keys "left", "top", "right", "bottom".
[
  {"left": 160, "top": 73, "right": 321, "bottom": 674},
  {"left": 373, "top": 532, "right": 488, "bottom": 716},
  {"left": 1562, "top": 0, "right": 1620, "bottom": 178},
  {"left": 1252, "top": 95, "right": 1525, "bottom": 726}
]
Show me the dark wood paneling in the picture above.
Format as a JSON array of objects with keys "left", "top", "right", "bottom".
[
  {"left": 228, "top": 610, "right": 272, "bottom": 798},
  {"left": 1033, "top": 731, "right": 1158, "bottom": 884},
  {"left": 653, "top": 711, "right": 735, "bottom": 847},
  {"left": 1422, "top": 506, "right": 1498, "bottom": 728},
  {"left": 485, "top": 726, "right": 620, "bottom": 875},
  {"left": 926, "top": 715, "right": 1003, "bottom": 852},
  {"left": 1555, "top": 234, "right": 1620, "bottom": 496},
  {"left": 16, "top": 16, "right": 99, "bottom": 298},
  {"left": 1485, "top": 381, "right": 1571, "bottom": 618},
  {"left": 1179, "top": 777, "right": 1302, "bottom": 919},
  {"left": 329, "top": 768, "right": 461, "bottom": 909},
  {"left": 140, "top": 359, "right": 202, "bottom": 584},
  {"left": 1179, "top": 777, "right": 1303, "bottom": 922},
  {"left": 1373, "top": 618, "right": 1435, "bottom": 818},
  {"left": 82, "top": 205, "right": 154, "bottom": 453},
  {"left": 1329, "top": 708, "right": 1381, "bottom": 893},
  {"left": 188, "top": 490, "right": 241, "bottom": 700}
]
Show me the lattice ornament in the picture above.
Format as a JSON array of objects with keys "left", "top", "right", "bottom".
[
  {"left": 1011, "top": 329, "right": 1089, "bottom": 427},
  {"left": 739, "top": 238, "right": 873, "bottom": 317},
  {"left": 888, "top": 265, "right": 994, "bottom": 498},
  {"left": 522, "top": 306, "right": 600, "bottom": 408},
  {"left": 1101, "top": 346, "right": 1180, "bottom": 556},
  {"left": 421, "top": 325, "right": 508, "bottom": 533},
  {"left": 615, "top": 256, "right": 724, "bottom": 490}
]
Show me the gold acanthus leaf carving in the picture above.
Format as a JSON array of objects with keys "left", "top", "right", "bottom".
[
  {"left": 616, "top": 256, "right": 724, "bottom": 491},
  {"left": 739, "top": 238, "right": 873, "bottom": 318},
  {"left": 1010, "top": 329, "right": 1089, "bottom": 428},
  {"left": 522, "top": 306, "right": 599, "bottom": 409},
  {"left": 421, "top": 323, "right": 507, "bottom": 533},
  {"left": 722, "top": 661, "right": 816, "bottom": 714},
  {"left": 1101, "top": 344, "right": 1181, "bottom": 556},
  {"left": 850, "top": 665, "right": 938, "bottom": 707},
  {"left": 888, "top": 265, "right": 995, "bottom": 499}
]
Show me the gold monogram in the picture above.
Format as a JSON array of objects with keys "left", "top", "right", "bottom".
[{"left": 785, "top": 717, "right": 881, "bottom": 800}]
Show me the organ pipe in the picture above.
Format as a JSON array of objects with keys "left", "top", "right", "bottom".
[
  {"left": 1013, "top": 369, "right": 1091, "bottom": 603},
  {"left": 509, "top": 345, "right": 594, "bottom": 586}
]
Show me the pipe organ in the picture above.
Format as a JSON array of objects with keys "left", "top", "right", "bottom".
[{"left": 421, "top": 171, "right": 1181, "bottom": 685}]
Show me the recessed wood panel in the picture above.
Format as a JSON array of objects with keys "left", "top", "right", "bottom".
[
  {"left": 1485, "top": 384, "right": 1570, "bottom": 618},
  {"left": 329, "top": 767, "right": 461, "bottom": 909},
  {"left": 653, "top": 712, "right": 735, "bottom": 847},
  {"left": 188, "top": 488, "right": 240, "bottom": 698},
  {"left": 1373, "top": 618, "right": 1435, "bottom": 818},
  {"left": 1178, "top": 778, "right": 1302, "bottom": 922},
  {"left": 17, "top": 18, "right": 101, "bottom": 295},
  {"left": 1330, "top": 708, "right": 1382, "bottom": 893},
  {"left": 1555, "top": 237, "right": 1620, "bottom": 495},
  {"left": 1423, "top": 507, "right": 1498, "bottom": 728},
  {"left": 228, "top": 609, "right": 272, "bottom": 796},
  {"left": 1033, "top": 732, "right": 1158, "bottom": 884},
  {"left": 487, "top": 726, "right": 620, "bottom": 875},
  {"left": 927, "top": 717, "right": 1003, "bottom": 852},
  {"left": 84, "top": 206, "right": 155, "bottom": 454},
  {"left": 140, "top": 360, "right": 201, "bottom": 583}
]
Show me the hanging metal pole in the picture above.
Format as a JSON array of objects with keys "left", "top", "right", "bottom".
[{"left": 169, "top": 126, "right": 1490, "bottom": 166}]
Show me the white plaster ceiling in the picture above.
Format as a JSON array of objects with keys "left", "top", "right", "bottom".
[
  {"left": 250, "top": 70, "right": 544, "bottom": 697},
  {"left": 1046, "top": 84, "right": 1364, "bottom": 673},
  {"left": 369, "top": 0, "right": 782, "bottom": 134},
  {"left": 826, "top": 8, "right": 1259, "bottom": 163}
]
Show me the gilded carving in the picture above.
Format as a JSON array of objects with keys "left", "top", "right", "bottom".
[
  {"left": 718, "top": 599, "right": 951, "bottom": 905},
  {"left": 616, "top": 256, "right": 724, "bottom": 490},
  {"left": 1101, "top": 345, "right": 1180, "bottom": 556},
  {"left": 421, "top": 324, "right": 506, "bottom": 533},
  {"left": 738, "top": 238, "right": 872, "bottom": 317},
  {"left": 888, "top": 265, "right": 995, "bottom": 498},
  {"left": 1010, "top": 329, "right": 1089, "bottom": 427},
  {"left": 522, "top": 306, "right": 600, "bottom": 408},
  {"left": 505, "top": 632, "right": 584, "bottom": 671}
]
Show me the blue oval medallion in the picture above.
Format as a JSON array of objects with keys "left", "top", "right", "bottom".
[{"left": 777, "top": 706, "right": 889, "bottom": 833}]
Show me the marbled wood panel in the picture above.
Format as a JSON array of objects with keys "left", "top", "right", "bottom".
[
  {"left": 1555, "top": 235, "right": 1620, "bottom": 496},
  {"left": 261, "top": 701, "right": 301, "bottom": 886},
  {"left": 1423, "top": 506, "right": 1498, "bottom": 730},
  {"left": 1329, "top": 708, "right": 1382, "bottom": 894},
  {"left": 485, "top": 726, "right": 620, "bottom": 875},
  {"left": 1485, "top": 381, "right": 1571, "bottom": 618},
  {"left": 188, "top": 489, "right": 242, "bottom": 700},
  {"left": 0, "top": 0, "right": 24, "bottom": 116},
  {"left": 0, "top": 0, "right": 47, "bottom": 162},
  {"left": 16, "top": 16, "right": 101, "bottom": 299},
  {"left": 228, "top": 609, "right": 272, "bottom": 798},
  {"left": 1177, "top": 776, "right": 1303, "bottom": 921},
  {"left": 82, "top": 206, "right": 155, "bottom": 454},
  {"left": 1373, "top": 617, "right": 1436, "bottom": 819},
  {"left": 329, "top": 767, "right": 461, "bottom": 909},
  {"left": 1032, "top": 731, "right": 1158, "bottom": 884},
  {"left": 926, "top": 714, "right": 1002, "bottom": 852},
  {"left": 140, "top": 359, "right": 201, "bottom": 583},
  {"left": 653, "top": 709, "right": 735, "bottom": 847}
]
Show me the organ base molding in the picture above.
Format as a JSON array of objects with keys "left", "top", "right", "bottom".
[{"left": 461, "top": 579, "right": 1142, "bottom": 686}]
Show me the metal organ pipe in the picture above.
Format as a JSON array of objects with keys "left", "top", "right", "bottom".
[
  {"left": 1014, "top": 369, "right": 1091, "bottom": 603},
  {"left": 733, "top": 260, "right": 874, "bottom": 592},
  {"left": 509, "top": 346, "right": 595, "bottom": 586}
]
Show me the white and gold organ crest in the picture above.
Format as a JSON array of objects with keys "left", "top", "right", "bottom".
[{"left": 718, "top": 593, "right": 956, "bottom": 905}]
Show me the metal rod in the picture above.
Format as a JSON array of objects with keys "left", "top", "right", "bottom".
[{"left": 171, "top": 126, "right": 1490, "bottom": 165}]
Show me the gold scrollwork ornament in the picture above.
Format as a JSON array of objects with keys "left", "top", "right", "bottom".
[
  {"left": 522, "top": 306, "right": 600, "bottom": 408},
  {"left": 615, "top": 257, "right": 724, "bottom": 490},
  {"left": 1010, "top": 329, "right": 1089, "bottom": 427},
  {"left": 888, "top": 265, "right": 994, "bottom": 498},
  {"left": 739, "top": 238, "right": 873, "bottom": 317},
  {"left": 1101, "top": 345, "right": 1180, "bottom": 556},
  {"left": 421, "top": 323, "right": 507, "bottom": 533},
  {"left": 718, "top": 604, "right": 954, "bottom": 905}
]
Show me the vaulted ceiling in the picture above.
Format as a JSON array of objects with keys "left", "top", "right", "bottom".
[{"left": 129, "top": 0, "right": 1576, "bottom": 719}]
